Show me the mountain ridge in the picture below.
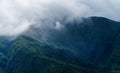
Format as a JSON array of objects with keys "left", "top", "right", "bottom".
[{"left": 0, "top": 16, "right": 120, "bottom": 73}]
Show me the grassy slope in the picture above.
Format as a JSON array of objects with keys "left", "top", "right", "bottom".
[
  {"left": 6, "top": 36, "right": 104, "bottom": 73},
  {"left": 5, "top": 17, "right": 120, "bottom": 73}
]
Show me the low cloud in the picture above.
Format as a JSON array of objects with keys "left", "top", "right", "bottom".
[{"left": 0, "top": 0, "right": 120, "bottom": 36}]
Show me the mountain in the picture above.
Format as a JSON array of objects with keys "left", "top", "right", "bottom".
[
  {"left": 0, "top": 17, "right": 120, "bottom": 73},
  {"left": 26, "top": 17, "right": 120, "bottom": 65},
  {"left": 0, "top": 37, "right": 11, "bottom": 73},
  {"left": 6, "top": 36, "right": 102, "bottom": 73}
]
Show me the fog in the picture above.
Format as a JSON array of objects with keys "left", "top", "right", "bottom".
[{"left": 0, "top": 0, "right": 120, "bottom": 36}]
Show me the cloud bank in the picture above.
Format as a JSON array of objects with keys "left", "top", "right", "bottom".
[{"left": 0, "top": 0, "right": 120, "bottom": 36}]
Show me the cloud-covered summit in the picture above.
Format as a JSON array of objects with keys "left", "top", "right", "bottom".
[{"left": 0, "top": 0, "right": 120, "bottom": 36}]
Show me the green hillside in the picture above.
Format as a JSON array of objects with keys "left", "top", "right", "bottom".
[
  {"left": 0, "top": 17, "right": 119, "bottom": 73},
  {"left": 6, "top": 36, "right": 104, "bottom": 73}
]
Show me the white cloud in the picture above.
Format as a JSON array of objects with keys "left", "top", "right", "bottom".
[{"left": 0, "top": 0, "right": 120, "bottom": 36}]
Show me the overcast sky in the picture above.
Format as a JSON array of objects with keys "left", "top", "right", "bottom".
[{"left": 0, "top": 0, "right": 120, "bottom": 36}]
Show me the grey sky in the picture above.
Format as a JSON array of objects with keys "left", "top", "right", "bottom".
[{"left": 0, "top": 0, "right": 120, "bottom": 36}]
